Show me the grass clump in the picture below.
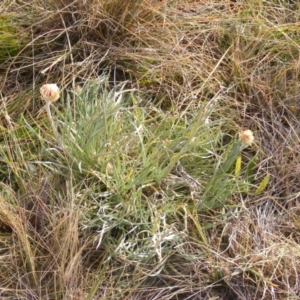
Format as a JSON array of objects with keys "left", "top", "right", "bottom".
[
  {"left": 0, "top": 76, "right": 256, "bottom": 299},
  {"left": 1, "top": 0, "right": 300, "bottom": 299}
]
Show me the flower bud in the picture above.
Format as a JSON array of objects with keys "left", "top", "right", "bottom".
[
  {"left": 40, "top": 84, "right": 60, "bottom": 103},
  {"left": 74, "top": 84, "right": 82, "bottom": 94}
]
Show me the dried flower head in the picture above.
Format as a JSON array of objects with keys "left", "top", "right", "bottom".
[
  {"left": 40, "top": 84, "right": 60, "bottom": 103},
  {"left": 239, "top": 129, "right": 254, "bottom": 146}
]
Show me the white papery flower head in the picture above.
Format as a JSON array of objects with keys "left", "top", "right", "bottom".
[
  {"left": 239, "top": 129, "right": 254, "bottom": 146},
  {"left": 40, "top": 83, "right": 60, "bottom": 103}
]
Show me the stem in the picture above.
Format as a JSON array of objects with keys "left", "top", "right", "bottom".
[{"left": 45, "top": 101, "right": 64, "bottom": 150}]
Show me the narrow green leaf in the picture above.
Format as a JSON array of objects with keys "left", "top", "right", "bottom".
[
  {"left": 255, "top": 173, "right": 270, "bottom": 195},
  {"left": 235, "top": 154, "right": 242, "bottom": 176},
  {"left": 246, "top": 154, "right": 258, "bottom": 183}
]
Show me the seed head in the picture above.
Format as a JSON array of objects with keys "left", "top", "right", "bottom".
[{"left": 40, "top": 84, "right": 60, "bottom": 103}]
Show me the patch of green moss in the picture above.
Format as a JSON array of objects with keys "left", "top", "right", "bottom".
[{"left": 0, "top": 16, "right": 29, "bottom": 63}]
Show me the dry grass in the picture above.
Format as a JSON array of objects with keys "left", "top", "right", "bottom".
[{"left": 1, "top": 0, "right": 300, "bottom": 299}]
